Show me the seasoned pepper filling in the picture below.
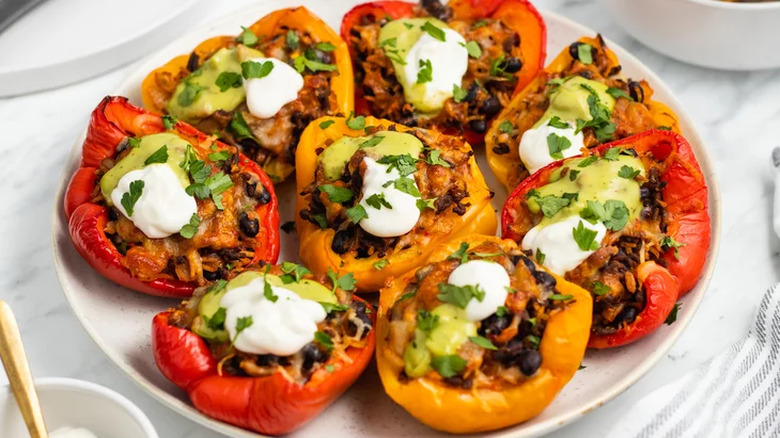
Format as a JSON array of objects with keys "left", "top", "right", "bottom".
[
  {"left": 506, "top": 146, "right": 680, "bottom": 334},
  {"left": 488, "top": 36, "right": 676, "bottom": 188},
  {"left": 168, "top": 265, "right": 372, "bottom": 383},
  {"left": 96, "top": 131, "right": 272, "bottom": 285},
  {"left": 347, "top": 0, "right": 524, "bottom": 135},
  {"left": 152, "top": 26, "right": 343, "bottom": 181},
  {"left": 385, "top": 240, "right": 571, "bottom": 388},
  {"left": 299, "top": 125, "right": 477, "bottom": 258}
]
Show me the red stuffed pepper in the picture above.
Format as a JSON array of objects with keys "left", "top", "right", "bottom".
[
  {"left": 152, "top": 264, "right": 375, "bottom": 434},
  {"left": 340, "top": 0, "right": 546, "bottom": 145},
  {"left": 501, "top": 130, "right": 710, "bottom": 348},
  {"left": 65, "top": 97, "right": 280, "bottom": 298}
]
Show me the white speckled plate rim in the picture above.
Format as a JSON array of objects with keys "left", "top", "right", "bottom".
[{"left": 51, "top": 1, "right": 721, "bottom": 437}]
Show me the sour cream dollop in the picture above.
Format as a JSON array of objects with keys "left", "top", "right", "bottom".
[
  {"left": 244, "top": 57, "right": 304, "bottom": 119},
  {"left": 403, "top": 28, "right": 468, "bottom": 112},
  {"left": 518, "top": 122, "right": 584, "bottom": 174},
  {"left": 221, "top": 277, "right": 326, "bottom": 356},
  {"left": 358, "top": 157, "right": 421, "bottom": 238},
  {"left": 522, "top": 215, "right": 607, "bottom": 275},
  {"left": 448, "top": 260, "right": 511, "bottom": 322},
  {"left": 50, "top": 427, "right": 98, "bottom": 438},
  {"left": 110, "top": 164, "right": 198, "bottom": 239}
]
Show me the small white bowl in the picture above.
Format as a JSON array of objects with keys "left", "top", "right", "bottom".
[
  {"left": 600, "top": 0, "right": 780, "bottom": 70},
  {"left": 0, "top": 377, "right": 158, "bottom": 438}
]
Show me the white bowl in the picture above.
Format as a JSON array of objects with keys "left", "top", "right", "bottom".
[
  {"left": 600, "top": 0, "right": 780, "bottom": 70},
  {"left": 0, "top": 377, "right": 158, "bottom": 438}
]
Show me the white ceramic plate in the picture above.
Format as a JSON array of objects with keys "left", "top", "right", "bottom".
[{"left": 52, "top": 1, "right": 722, "bottom": 437}]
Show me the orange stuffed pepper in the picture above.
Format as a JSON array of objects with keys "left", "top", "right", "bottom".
[
  {"left": 376, "top": 235, "right": 592, "bottom": 433},
  {"left": 295, "top": 115, "right": 496, "bottom": 292},
  {"left": 141, "top": 7, "right": 353, "bottom": 183},
  {"left": 486, "top": 35, "right": 680, "bottom": 190}
]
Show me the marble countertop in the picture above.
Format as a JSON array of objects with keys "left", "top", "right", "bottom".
[{"left": 1, "top": 0, "right": 778, "bottom": 436}]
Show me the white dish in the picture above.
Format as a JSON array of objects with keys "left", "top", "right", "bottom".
[
  {"left": 600, "top": 0, "right": 780, "bottom": 71},
  {"left": 0, "top": 0, "right": 206, "bottom": 97},
  {"left": 51, "top": 1, "right": 721, "bottom": 437},
  {"left": 0, "top": 377, "right": 157, "bottom": 438}
]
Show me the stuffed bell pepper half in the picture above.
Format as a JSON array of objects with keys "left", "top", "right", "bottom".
[
  {"left": 65, "top": 97, "right": 280, "bottom": 297},
  {"left": 152, "top": 263, "right": 374, "bottom": 434},
  {"left": 376, "top": 235, "right": 592, "bottom": 433},
  {"left": 501, "top": 130, "right": 710, "bottom": 348},
  {"left": 141, "top": 7, "right": 353, "bottom": 183},
  {"left": 295, "top": 115, "right": 497, "bottom": 292},
  {"left": 340, "top": 0, "right": 546, "bottom": 144},
  {"left": 486, "top": 35, "right": 681, "bottom": 190}
]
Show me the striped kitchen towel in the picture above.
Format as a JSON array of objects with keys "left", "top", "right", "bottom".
[{"left": 605, "top": 284, "right": 780, "bottom": 438}]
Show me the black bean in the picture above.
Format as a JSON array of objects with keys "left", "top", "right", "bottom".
[
  {"left": 239, "top": 212, "right": 259, "bottom": 237},
  {"left": 469, "top": 119, "right": 487, "bottom": 133},
  {"left": 492, "top": 143, "right": 510, "bottom": 155},
  {"left": 186, "top": 52, "right": 199, "bottom": 72},
  {"left": 245, "top": 180, "right": 271, "bottom": 205},
  {"left": 464, "top": 83, "right": 480, "bottom": 103},
  {"left": 478, "top": 312, "right": 512, "bottom": 337},
  {"left": 518, "top": 350, "right": 542, "bottom": 376},
  {"left": 494, "top": 338, "right": 524, "bottom": 366},
  {"left": 443, "top": 376, "right": 472, "bottom": 389},
  {"left": 203, "top": 270, "right": 218, "bottom": 281},
  {"left": 533, "top": 270, "right": 557, "bottom": 289},
  {"left": 331, "top": 229, "right": 352, "bottom": 254},
  {"left": 352, "top": 301, "right": 372, "bottom": 327},
  {"left": 480, "top": 95, "right": 501, "bottom": 117},
  {"left": 520, "top": 255, "right": 537, "bottom": 273},
  {"left": 255, "top": 354, "right": 279, "bottom": 367},
  {"left": 618, "top": 306, "right": 639, "bottom": 324},
  {"left": 301, "top": 343, "right": 328, "bottom": 371},
  {"left": 421, "top": 0, "right": 452, "bottom": 21},
  {"left": 501, "top": 57, "right": 523, "bottom": 74},
  {"left": 107, "top": 208, "right": 118, "bottom": 221},
  {"left": 628, "top": 81, "right": 645, "bottom": 103}
]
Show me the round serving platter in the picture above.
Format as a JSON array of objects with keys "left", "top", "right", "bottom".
[{"left": 52, "top": 1, "right": 722, "bottom": 437}]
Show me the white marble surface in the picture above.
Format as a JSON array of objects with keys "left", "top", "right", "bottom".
[{"left": 0, "top": 0, "right": 778, "bottom": 437}]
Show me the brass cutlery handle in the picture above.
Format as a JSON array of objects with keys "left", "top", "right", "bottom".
[{"left": 0, "top": 300, "right": 48, "bottom": 438}]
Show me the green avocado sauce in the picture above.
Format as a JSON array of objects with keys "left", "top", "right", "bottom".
[
  {"left": 532, "top": 76, "right": 615, "bottom": 128},
  {"left": 527, "top": 154, "right": 645, "bottom": 228},
  {"left": 317, "top": 130, "right": 423, "bottom": 180},
  {"left": 403, "top": 304, "right": 476, "bottom": 378},
  {"left": 166, "top": 45, "right": 264, "bottom": 122},
  {"left": 99, "top": 133, "right": 191, "bottom": 204}
]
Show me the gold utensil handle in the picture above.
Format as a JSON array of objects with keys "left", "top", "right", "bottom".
[{"left": 0, "top": 300, "right": 48, "bottom": 438}]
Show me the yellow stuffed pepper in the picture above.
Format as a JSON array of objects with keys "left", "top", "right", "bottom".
[
  {"left": 485, "top": 35, "right": 680, "bottom": 190},
  {"left": 141, "top": 7, "right": 353, "bottom": 183},
  {"left": 376, "top": 235, "right": 592, "bottom": 433},
  {"left": 295, "top": 115, "right": 496, "bottom": 292}
]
